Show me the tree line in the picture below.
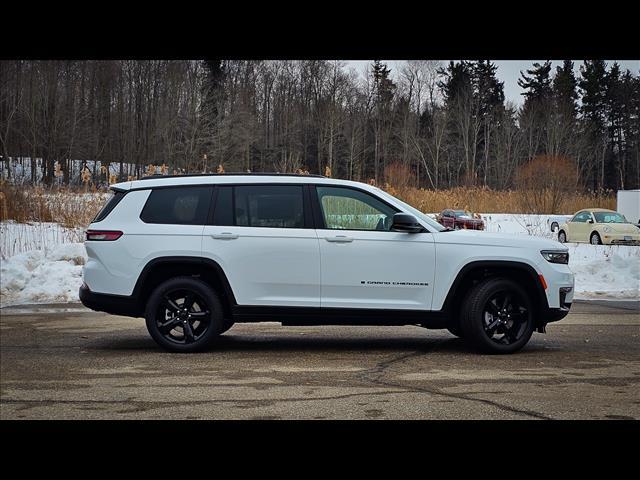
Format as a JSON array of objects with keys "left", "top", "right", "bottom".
[{"left": 0, "top": 59, "right": 638, "bottom": 190}]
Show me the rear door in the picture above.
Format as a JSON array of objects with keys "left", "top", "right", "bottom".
[
  {"left": 201, "top": 184, "right": 321, "bottom": 307},
  {"left": 312, "top": 185, "right": 435, "bottom": 310}
]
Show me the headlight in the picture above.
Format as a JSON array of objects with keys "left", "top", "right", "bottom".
[
  {"left": 541, "top": 250, "right": 569, "bottom": 264},
  {"left": 603, "top": 226, "right": 611, "bottom": 233}
]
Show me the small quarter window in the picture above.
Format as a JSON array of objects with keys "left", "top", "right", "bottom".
[
  {"left": 140, "top": 187, "right": 212, "bottom": 225},
  {"left": 93, "top": 190, "right": 125, "bottom": 222}
]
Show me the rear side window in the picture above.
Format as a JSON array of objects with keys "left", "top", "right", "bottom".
[
  {"left": 212, "top": 185, "right": 305, "bottom": 228},
  {"left": 140, "top": 187, "right": 212, "bottom": 225},
  {"left": 235, "top": 185, "right": 304, "bottom": 228},
  {"left": 93, "top": 190, "right": 125, "bottom": 222}
]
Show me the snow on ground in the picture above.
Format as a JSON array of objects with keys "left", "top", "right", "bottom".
[
  {"left": 0, "top": 215, "right": 638, "bottom": 306},
  {"left": 567, "top": 243, "right": 639, "bottom": 300},
  {"left": 1, "top": 221, "right": 85, "bottom": 260},
  {"left": 1, "top": 242, "right": 86, "bottom": 307}
]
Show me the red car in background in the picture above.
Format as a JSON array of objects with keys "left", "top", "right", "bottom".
[{"left": 436, "top": 209, "right": 484, "bottom": 230}]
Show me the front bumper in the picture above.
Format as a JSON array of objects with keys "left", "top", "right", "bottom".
[{"left": 601, "top": 232, "right": 640, "bottom": 245}]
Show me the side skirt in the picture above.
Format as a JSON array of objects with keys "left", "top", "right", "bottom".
[{"left": 231, "top": 305, "right": 449, "bottom": 329}]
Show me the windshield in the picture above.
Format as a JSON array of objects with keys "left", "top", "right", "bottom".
[
  {"left": 594, "top": 212, "right": 628, "bottom": 223},
  {"left": 453, "top": 210, "right": 472, "bottom": 218},
  {"left": 374, "top": 188, "right": 446, "bottom": 232}
]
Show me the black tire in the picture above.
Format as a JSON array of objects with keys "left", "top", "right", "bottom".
[
  {"left": 145, "top": 276, "right": 225, "bottom": 352},
  {"left": 460, "top": 277, "right": 535, "bottom": 354},
  {"left": 550, "top": 221, "right": 559, "bottom": 232},
  {"left": 558, "top": 230, "right": 566, "bottom": 243},
  {"left": 590, "top": 232, "right": 602, "bottom": 245},
  {"left": 220, "top": 318, "right": 235, "bottom": 334},
  {"left": 446, "top": 324, "right": 465, "bottom": 338}
]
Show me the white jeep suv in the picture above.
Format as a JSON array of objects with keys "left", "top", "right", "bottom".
[{"left": 80, "top": 173, "right": 574, "bottom": 354}]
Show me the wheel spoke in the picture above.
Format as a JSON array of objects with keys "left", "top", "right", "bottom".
[
  {"left": 502, "top": 294, "right": 511, "bottom": 310},
  {"left": 159, "top": 317, "right": 181, "bottom": 333},
  {"left": 485, "top": 318, "right": 501, "bottom": 335},
  {"left": 183, "top": 293, "right": 196, "bottom": 311},
  {"left": 163, "top": 296, "right": 181, "bottom": 313},
  {"left": 189, "top": 310, "right": 210, "bottom": 318},
  {"left": 487, "top": 301, "right": 500, "bottom": 316},
  {"left": 183, "top": 321, "right": 195, "bottom": 343}
]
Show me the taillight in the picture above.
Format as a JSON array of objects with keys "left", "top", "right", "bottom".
[{"left": 85, "top": 230, "right": 123, "bottom": 241}]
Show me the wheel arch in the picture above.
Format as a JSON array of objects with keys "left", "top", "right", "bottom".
[
  {"left": 132, "top": 256, "right": 237, "bottom": 318},
  {"left": 441, "top": 260, "right": 548, "bottom": 324}
]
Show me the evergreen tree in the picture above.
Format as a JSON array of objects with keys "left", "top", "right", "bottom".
[
  {"left": 518, "top": 61, "right": 553, "bottom": 106},
  {"left": 437, "top": 61, "right": 473, "bottom": 109},
  {"left": 552, "top": 60, "right": 578, "bottom": 120},
  {"left": 579, "top": 60, "right": 609, "bottom": 189},
  {"left": 518, "top": 61, "right": 553, "bottom": 159},
  {"left": 579, "top": 60, "right": 608, "bottom": 133},
  {"left": 472, "top": 60, "right": 505, "bottom": 117}
]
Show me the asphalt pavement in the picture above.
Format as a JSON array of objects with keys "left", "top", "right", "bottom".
[{"left": 1, "top": 300, "right": 638, "bottom": 420}]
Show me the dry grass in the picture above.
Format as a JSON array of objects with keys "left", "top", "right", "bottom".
[
  {"left": 0, "top": 182, "right": 617, "bottom": 230},
  {"left": 0, "top": 182, "right": 108, "bottom": 228},
  {"left": 382, "top": 185, "right": 615, "bottom": 214}
]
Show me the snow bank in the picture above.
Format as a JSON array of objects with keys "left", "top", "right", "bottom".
[
  {"left": 0, "top": 243, "right": 87, "bottom": 307},
  {"left": 568, "top": 244, "right": 640, "bottom": 300}
]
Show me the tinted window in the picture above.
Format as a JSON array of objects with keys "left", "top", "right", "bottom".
[
  {"left": 140, "top": 187, "right": 212, "bottom": 225},
  {"left": 234, "top": 185, "right": 304, "bottom": 228},
  {"left": 316, "top": 186, "right": 397, "bottom": 231},
  {"left": 212, "top": 186, "right": 234, "bottom": 226},
  {"left": 93, "top": 190, "right": 125, "bottom": 222}
]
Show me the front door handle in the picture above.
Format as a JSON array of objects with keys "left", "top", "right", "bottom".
[
  {"left": 325, "top": 235, "right": 353, "bottom": 243},
  {"left": 211, "top": 232, "right": 239, "bottom": 240}
]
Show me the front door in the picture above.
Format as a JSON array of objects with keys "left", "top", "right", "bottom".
[
  {"left": 313, "top": 185, "right": 435, "bottom": 311},
  {"left": 567, "top": 211, "right": 592, "bottom": 242}
]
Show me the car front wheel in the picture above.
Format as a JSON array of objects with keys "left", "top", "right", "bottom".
[
  {"left": 590, "top": 232, "right": 602, "bottom": 245},
  {"left": 558, "top": 230, "right": 566, "bottom": 243},
  {"left": 145, "top": 276, "right": 225, "bottom": 352},
  {"left": 460, "top": 278, "right": 535, "bottom": 354}
]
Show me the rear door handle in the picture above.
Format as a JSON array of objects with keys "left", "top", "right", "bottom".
[
  {"left": 325, "top": 235, "right": 353, "bottom": 243},
  {"left": 211, "top": 232, "right": 239, "bottom": 240}
]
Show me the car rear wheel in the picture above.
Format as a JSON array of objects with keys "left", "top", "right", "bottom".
[
  {"left": 558, "top": 230, "right": 566, "bottom": 243},
  {"left": 145, "top": 276, "right": 225, "bottom": 352},
  {"left": 590, "top": 232, "right": 602, "bottom": 245},
  {"left": 460, "top": 278, "right": 535, "bottom": 354},
  {"left": 551, "top": 221, "right": 559, "bottom": 232}
]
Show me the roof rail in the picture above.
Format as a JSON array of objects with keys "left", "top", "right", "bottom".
[{"left": 134, "top": 172, "right": 326, "bottom": 181}]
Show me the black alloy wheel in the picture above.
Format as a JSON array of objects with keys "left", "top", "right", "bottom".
[
  {"left": 156, "top": 289, "right": 211, "bottom": 345},
  {"left": 145, "top": 276, "right": 225, "bottom": 352}
]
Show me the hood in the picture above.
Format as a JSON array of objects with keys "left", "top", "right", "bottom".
[
  {"left": 433, "top": 229, "right": 565, "bottom": 251},
  {"left": 600, "top": 223, "right": 640, "bottom": 234}
]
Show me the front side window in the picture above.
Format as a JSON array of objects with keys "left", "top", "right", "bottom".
[
  {"left": 140, "top": 187, "right": 212, "bottom": 225},
  {"left": 316, "top": 186, "right": 397, "bottom": 231},
  {"left": 571, "top": 211, "right": 592, "bottom": 223},
  {"left": 234, "top": 185, "right": 305, "bottom": 228}
]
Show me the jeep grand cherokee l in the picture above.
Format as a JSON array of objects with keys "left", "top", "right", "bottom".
[{"left": 80, "top": 173, "right": 574, "bottom": 354}]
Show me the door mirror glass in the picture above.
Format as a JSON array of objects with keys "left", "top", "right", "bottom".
[{"left": 391, "top": 213, "right": 423, "bottom": 233}]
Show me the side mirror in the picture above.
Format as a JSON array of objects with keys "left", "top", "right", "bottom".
[
  {"left": 391, "top": 213, "right": 423, "bottom": 233},
  {"left": 587, "top": 219, "right": 594, "bottom": 224}
]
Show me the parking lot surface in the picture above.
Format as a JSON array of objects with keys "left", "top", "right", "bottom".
[{"left": 1, "top": 300, "right": 638, "bottom": 419}]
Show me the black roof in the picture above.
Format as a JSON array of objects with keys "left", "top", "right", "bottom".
[{"left": 135, "top": 172, "right": 325, "bottom": 181}]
